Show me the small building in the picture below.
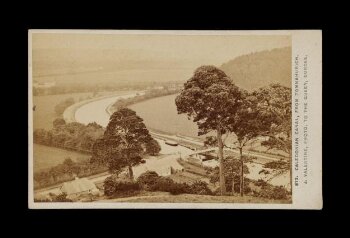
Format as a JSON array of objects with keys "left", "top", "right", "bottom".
[{"left": 60, "top": 177, "right": 100, "bottom": 200}]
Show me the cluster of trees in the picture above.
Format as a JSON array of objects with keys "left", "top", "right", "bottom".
[
  {"left": 103, "top": 169, "right": 288, "bottom": 199},
  {"left": 206, "top": 156, "right": 250, "bottom": 194},
  {"left": 175, "top": 65, "right": 291, "bottom": 196},
  {"left": 34, "top": 158, "right": 107, "bottom": 189},
  {"left": 33, "top": 119, "right": 105, "bottom": 153},
  {"left": 33, "top": 81, "right": 183, "bottom": 96},
  {"left": 104, "top": 171, "right": 213, "bottom": 197},
  {"left": 91, "top": 108, "right": 161, "bottom": 179},
  {"left": 109, "top": 87, "right": 182, "bottom": 113},
  {"left": 34, "top": 193, "right": 73, "bottom": 202},
  {"left": 221, "top": 47, "right": 291, "bottom": 91},
  {"left": 205, "top": 160, "right": 289, "bottom": 200}
]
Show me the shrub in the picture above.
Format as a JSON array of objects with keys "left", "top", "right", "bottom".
[
  {"left": 151, "top": 177, "right": 175, "bottom": 192},
  {"left": 104, "top": 175, "right": 140, "bottom": 197},
  {"left": 53, "top": 193, "right": 73, "bottom": 202},
  {"left": 137, "top": 171, "right": 159, "bottom": 190},
  {"left": 264, "top": 160, "right": 288, "bottom": 170},
  {"left": 152, "top": 178, "right": 212, "bottom": 195},
  {"left": 271, "top": 186, "right": 289, "bottom": 200},
  {"left": 252, "top": 183, "right": 289, "bottom": 200},
  {"left": 254, "top": 179, "right": 268, "bottom": 187},
  {"left": 189, "top": 180, "right": 212, "bottom": 195},
  {"left": 167, "top": 182, "right": 191, "bottom": 195}
]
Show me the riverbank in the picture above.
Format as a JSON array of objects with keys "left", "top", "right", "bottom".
[
  {"left": 63, "top": 91, "right": 136, "bottom": 124},
  {"left": 60, "top": 90, "right": 290, "bottom": 190}
]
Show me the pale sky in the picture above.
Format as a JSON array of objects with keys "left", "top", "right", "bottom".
[{"left": 32, "top": 32, "right": 291, "bottom": 67}]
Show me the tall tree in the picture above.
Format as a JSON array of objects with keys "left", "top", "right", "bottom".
[
  {"left": 91, "top": 108, "right": 155, "bottom": 179},
  {"left": 228, "top": 83, "right": 292, "bottom": 196},
  {"left": 253, "top": 83, "right": 292, "bottom": 156},
  {"left": 227, "top": 93, "right": 269, "bottom": 196},
  {"left": 175, "top": 65, "right": 245, "bottom": 195},
  {"left": 253, "top": 83, "right": 292, "bottom": 191}
]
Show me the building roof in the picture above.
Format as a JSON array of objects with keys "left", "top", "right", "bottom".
[{"left": 61, "top": 177, "right": 97, "bottom": 195}]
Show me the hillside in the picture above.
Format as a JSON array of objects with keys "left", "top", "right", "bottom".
[{"left": 221, "top": 47, "right": 291, "bottom": 91}]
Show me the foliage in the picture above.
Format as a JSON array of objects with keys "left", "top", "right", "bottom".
[
  {"left": 175, "top": 65, "right": 245, "bottom": 136},
  {"left": 264, "top": 160, "right": 289, "bottom": 170},
  {"left": 207, "top": 156, "right": 249, "bottom": 192},
  {"left": 252, "top": 180, "right": 289, "bottom": 200},
  {"left": 33, "top": 158, "right": 107, "bottom": 189},
  {"left": 252, "top": 83, "right": 292, "bottom": 155},
  {"left": 149, "top": 177, "right": 175, "bottom": 192},
  {"left": 188, "top": 180, "right": 213, "bottom": 195},
  {"left": 145, "top": 139, "right": 161, "bottom": 156},
  {"left": 157, "top": 180, "right": 211, "bottom": 195},
  {"left": 104, "top": 175, "right": 140, "bottom": 197},
  {"left": 204, "top": 136, "right": 217, "bottom": 147},
  {"left": 34, "top": 192, "right": 73, "bottom": 202},
  {"left": 34, "top": 129, "right": 53, "bottom": 145},
  {"left": 53, "top": 193, "right": 73, "bottom": 202},
  {"left": 33, "top": 81, "right": 183, "bottom": 96},
  {"left": 221, "top": 47, "right": 291, "bottom": 91},
  {"left": 175, "top": 65, "right": 246, "bottom": 195},
  {"left": 137, "top": 171, "right": 160, "bottom": 190},
  {"left": 53, "top": 118, "right": 66, "bottom": 128},
  {"left": 34, "top": 122, "right": 104, "bottom": 153},
  {"left": 137, "top": 175, "right": 213, "bottom": 195},
  {"left": 92, "top": 108, "right": 157, "bottom": 178},
  {"left": 225, "top": 83, "right": 291, "bottom": 196}
]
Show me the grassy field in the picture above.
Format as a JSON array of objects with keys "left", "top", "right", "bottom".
[
  {"left": 33, "top": 92, "right": 94, "bottom": 130},
  {"left": 32, "top": 91, "right": 121, "bottom": 130},
  {"left": 33, "top": 143, "right": 91, "bottom": 173},
  {"left": 101, "top": 191, "right": 291, "bottom": 203}
]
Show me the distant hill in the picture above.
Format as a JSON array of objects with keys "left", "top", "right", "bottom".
[{"left": 220, "top": 47, "right": 291, "bottom": 91}]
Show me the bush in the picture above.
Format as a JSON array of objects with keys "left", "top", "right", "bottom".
[
  {"left": 53, "top": 193, "right": 73, "bottom": 202},
  {"left": 34, "top": 159, "right": 107, "bottom": 189},
  {"left": 152, "top": 177, "right": 213, "bottom": 195},
  {"left": 167, "top": 182, "right": 191, "bottom": 195},
  {"left": 151, "top": 177, "right": 175, "bottom": 192},
  {"left": 252, "top": 184, "right": 289, "bottom": 200},
  {"left": 137, "top": 171, "right": 159, "bottom": 190},
  {"left": 189, "top": 180, "right": 213, "bottom": 195},
  {"left": 104, "top": 175, "right": 140, "bottom": 197},
  {"left": 254, "top": 179, "right": 268, "bottom": 187},
  {"left": 264, "top": 160, "right": 288, "bottom": 170},
  {"left": 270, "top": 186, "right": 289, "bottom": 200}
]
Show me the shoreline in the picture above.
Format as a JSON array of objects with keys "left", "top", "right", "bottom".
[{"left": 63, "top": 91, "right": 136, "bottom": 124}]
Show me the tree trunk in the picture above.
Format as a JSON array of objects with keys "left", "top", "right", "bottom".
[
  {"left": 239, "top": 147, "right": 244, "bottom": 197},
  {"left": 128, "top": 165, "right": 134, "bottom": 180},
  {"left": 217, "top": 128, "right": 226, "bottom": 195}
]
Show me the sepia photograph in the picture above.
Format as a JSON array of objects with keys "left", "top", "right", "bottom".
[{"left": 28, "top": 30, "right": 321, "bottom": 209}]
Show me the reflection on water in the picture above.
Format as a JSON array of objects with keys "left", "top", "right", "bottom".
[{"left": 74, "top": 93, "right": 194, "bottom": 156}]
